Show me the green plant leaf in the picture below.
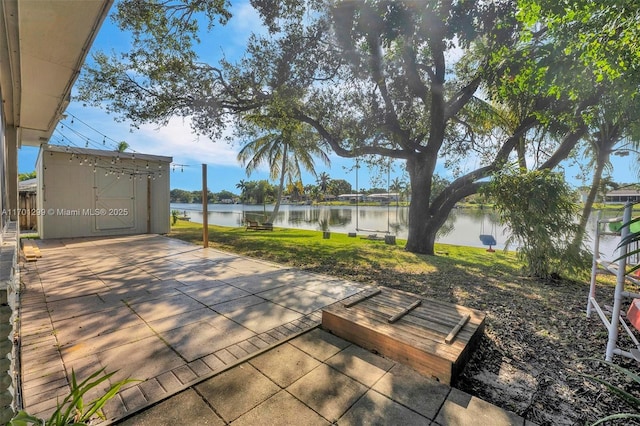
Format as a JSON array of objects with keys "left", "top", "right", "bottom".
[
  {"left": 81, "top": 377, "right": 139, "bottom": 421},
  {"left": 591, "top": 412, "right": 640, "bottom": 426},
  {"left": 8, "top": 410, "right": 44, "bottom": 426},
  {"left": 586, "top": 357, "right": 640, "bottom": 386},
  {"left": 582, "top": 372, "right": 640, "bottom": 408}
]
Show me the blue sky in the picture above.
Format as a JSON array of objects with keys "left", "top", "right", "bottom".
[{"left": 17, "top": 1, "right": 637, "bottom": 193}]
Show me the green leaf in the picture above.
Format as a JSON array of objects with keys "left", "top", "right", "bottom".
[
  {"left": 8, "top": 410, "right": 44, "bottom": 426},
  {"left": 591, "top": 412, "right": 640, "bottom": 426}
]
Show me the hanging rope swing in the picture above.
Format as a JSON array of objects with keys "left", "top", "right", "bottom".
[
  {"left": 354, "top": 157, "right": 392, "bottom": 235},
  {"left": 479, "top": 208, "right": 497, "bottom": 252}
]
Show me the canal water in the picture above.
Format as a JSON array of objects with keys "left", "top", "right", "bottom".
[{"left": 170, "top": 203, "right": 625, "bottom": 259}]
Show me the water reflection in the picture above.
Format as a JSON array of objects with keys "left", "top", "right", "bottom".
[
  {"left": 172, "top": 203, "right": 504, "bottom": 248},
  {"left": 171, "top": 203, "right": 620, "bottom": 258}
]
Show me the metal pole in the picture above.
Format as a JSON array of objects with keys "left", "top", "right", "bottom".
[
  {"left": 587, "top": 210, "right": 602, "bottom": 317},
  {"left": 202, "top": 164, "right": 209, "bottom": 248},
  {"left": 605, "top": 201, "right": 632, "bottom": 361}
]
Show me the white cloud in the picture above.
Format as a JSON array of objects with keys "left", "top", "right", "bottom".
[
  {"left": 229, "top": 1, "right": 264, "bottom": 35},
  {"left": 133, "top": 117, "right": 241, "bottom": 167}
]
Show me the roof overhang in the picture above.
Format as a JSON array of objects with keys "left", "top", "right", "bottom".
[
  {"left": 0, "top": 0, "right": 113, "bottom": 147},
  {"left": 42, "top": 144, "right": 173, "bottom": 164}
]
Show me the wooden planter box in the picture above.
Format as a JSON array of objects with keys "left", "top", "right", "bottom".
[{"left": 322, "top": 287, "right": 486, "bottom": 385}]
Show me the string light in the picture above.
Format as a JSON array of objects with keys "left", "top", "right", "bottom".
[{"left": 49, "top": 113, "right": 196, "bottom": 181}]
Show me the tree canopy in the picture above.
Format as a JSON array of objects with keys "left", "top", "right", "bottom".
[{"left": 80, "top": 0, "right": 640, "bottom": 255}]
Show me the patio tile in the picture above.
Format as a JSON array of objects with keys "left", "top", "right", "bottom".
[
  {"left": 157, "top": 371, "right": 182, "bottom": 395},
  {"left": 46, "top": 294, "right": 111, "bottom": 321},
  {"left": 210, "top": 294, "right": 265, "bottom": 314},
  {"left": 287, "top": 364, "right": 368, "bottom": 422},
  {"left": 120, "top": 385, "right": 147, "bottom": 412},
  {"left": 180, "top": 283, "right": 251, "bottom": 306},
  {"left": 297, "top": 280, "right": 364, "bottom": 300},
  {"left": 173, "top": 270, "right": 221, "bottom": 286},
  {"left": 434, "top": 388, "right": 525, "bottom": 426},
  {"left": 326, "top": 344, "right": 394, "bottom": 387},
  {"left": 93, "top": 336, "right": 184, "bottom": 383},
  {"left": 127, "top": 293, "right": 206, "bottom": 322},
  {"left": 226, "top": 273, "right": 290, "bottom": 293},
  {"left": 146, "top": 307, "right": 217, "bottom": 333},
  {"left": 372, "top": 363, "right": 450, "bottom": 420},
  {"left": 338, "top": 389, "right": 430, "bottom": 425},
  {"left": 118, "top": 389, "right": 224, "bottom": 426},
  {"left": 159, "top": 315, "right": 255, "bottom": 362},
  {"left": 222, "top": 301, "right": 302, "bottom": 334},
  {"left": 258, "top": 287, "right": 337, "bottom": 314},
  {"left": 196, "top": 363, "right": 280, "bottom": 422},
  {"left": 138, "top": 378, "right": 166, "bottom": 402},
  {"left": 202, "top": 353, "right": 227, "bottom": 370},
  {"left": 197, "top": 248, "right": 239, "bottom": 261},
  {"left": 288, "top": 328, "right": 350, "bottom": 361},
  {"left": 233, "top": 390, "right": 330, "bottom": 426},
  {"left": 42, "top": 279, "right": 109, "bottom": 301},
  {"left": 172, "top": 364, "right": 198, "bottom": 384},
  {"left": 59, "top": 323, "right": 156, "bottom": 362},
  {"left": 52, "top": 305, "right": 144, "bottom": 346},
  {"left": 249, "top": 342, "right": 321, "bottom": 387}
]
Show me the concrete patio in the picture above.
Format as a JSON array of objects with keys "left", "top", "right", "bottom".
[{"left": 18, "top": 234, "right": 532, "bottom": 425}]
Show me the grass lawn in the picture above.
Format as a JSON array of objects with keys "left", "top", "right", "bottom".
[{"left": 169, "top": 220, "right": 637, "bottom": 425}]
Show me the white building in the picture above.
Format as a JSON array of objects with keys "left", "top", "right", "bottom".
[
  {"left": 604, "top": 189, "right": 640, "bottom": 204},
  {"left": 0, "top": 1, "right": 114, "bottom": 419},
  {"left": 36, "top": 145, "right": 172, "bottom": 239}
]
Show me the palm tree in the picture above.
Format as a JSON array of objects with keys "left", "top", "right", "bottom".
[
  {"left": 571, "top": 98, "right": 640, "bottom": 249},
  {"left": 235, "top": 179, "right": 247, "bottom": 204},
  {"left": 389, "top": 177, "right": 406, "bottom": 206},
  {"left": 116, "top": 141, "right": 129, "bottom": 152},
  {"left": 238, "top": 122, "right": 330, "bottom": 223},
  {"left": 317, "top": 172, "right": 331, "bottom": 201}
]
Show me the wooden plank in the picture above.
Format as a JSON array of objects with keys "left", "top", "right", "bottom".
[
  {"left": 445, "top": 314, "right": 470, "bottom": 344},
  {"left": 347, "top": 302, "right": 477, "bottom": 347},
  {"left": 349, "top": 295, "right": 483, "bottom": 342},
  {"left": 388, "top": 300, "right": 421, "bottom": 323},
  {"left": 373, "top": 291, "right": 480, "bottom": 324},
  {"left": 21, "top": 240, "right": 40, "bottom": 261},
  {"left": 343, "top": 288, "right": 382, "bottom": 307},
  {"left": 364, "top": 296, "right": 475, "bottom": 329},
  {"left": 325, "top": 303, "right": 465, "bottom": 359}
]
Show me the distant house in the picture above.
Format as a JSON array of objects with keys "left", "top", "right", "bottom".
[
  {"left": 337, "top": 193, "right": 365, "bottom": 203},
  {"left": 368, "top": 192, "right": 400, "bottom": 203},
  {"left": 604, "top": 189, "right": 640, "bottom": 203}
]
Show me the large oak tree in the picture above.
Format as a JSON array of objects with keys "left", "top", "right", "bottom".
[{"left": 80, "top": 0, "right": 640, "bottom": 254}]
